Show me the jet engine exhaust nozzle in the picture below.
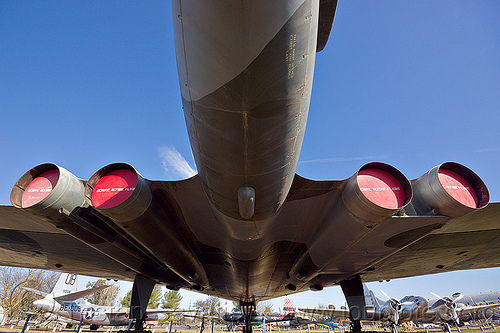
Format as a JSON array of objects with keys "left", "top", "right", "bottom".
[
  {"left": 343, "top": 162, "right": 412, "bottom": 222},
  {"left": 85, "top": 163, "right": 152, "bottom": 222},
  {"left": 11, "top": 163, "right": 87, "bottom": 217},
  {"left": 410, "top": 162, "right": 489, "bottom": 217}
]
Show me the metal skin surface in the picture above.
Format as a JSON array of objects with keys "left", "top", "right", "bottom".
[{"left": 173, "top": 0, "right": 318, "bottom": 221}]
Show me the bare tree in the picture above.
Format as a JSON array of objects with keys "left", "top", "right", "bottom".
[
  {"left": 317, "top": 303, "right": 327, "bottom": 309},
  {"left": 0, "top": 267, "right": 58, "bottom": 325},
  {"left": 84, "top": 279, "right": 120, "bottom": 306},
  {"left": 193, "top": 296, "right": 224, "bottom": 317},
  {"left": 257, "top": 301, "right": 274, "bottom": 314}
]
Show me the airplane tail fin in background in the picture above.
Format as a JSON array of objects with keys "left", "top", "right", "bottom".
[
  {"left": 24, "top": 272, "right": 106, "bottom": 302},
  {"left": 114, "top": 296, "right": 123, "bottom": 308},
  {"left": 363, "top": 284, "right": 382, "bottom": 311},
  {"left": 52, "top": 273, "right": 78, "bottom": 297},
  {"left": 281, "top": 299, "right": 294, "bottom": 316},
  {"left": 22, "top": 287, "right": 48, "bottom": 298}
]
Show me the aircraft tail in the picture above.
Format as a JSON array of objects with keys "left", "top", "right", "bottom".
[
  {"left": 23, "top": 273, "right": 78, "bottom": 301},
  {"left": 22, "top": 287, "right": 48, "bottom": 298},
  {"left": 281, "top": 299, "right": 294, "bottom": 316},
  {"left": 24, "top": 273, "right": 107, "bottom": 302},
  {"left": 363, "top": 284, "right": 383, "bottom": 311},
  {"left": 52, "top": 273, "right": 78, "bottom": 298},
  {"left": 114, "top": 296, "right": 123, "bottom": 308}
]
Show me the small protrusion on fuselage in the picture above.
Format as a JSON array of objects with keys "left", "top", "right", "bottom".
[{"left": 238, "top": 186, "right": 255, "bottom": 219}]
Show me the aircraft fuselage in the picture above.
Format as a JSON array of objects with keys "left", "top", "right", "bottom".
[
  {"left": 173, "top": 0, "right": 317, "bottom": 222},
  {"left": 33, "top": 299, "right": 161, "bottom": 327}
]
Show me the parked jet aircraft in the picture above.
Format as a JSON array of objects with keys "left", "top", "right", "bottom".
[
  {"left": 188, "top": 299, "right": 334, "bottom": 330},
  {"left": 26, "top": 273, "right": 189, "bottom": 330},
  {"left": 299, "top": 286, "right": 500, "bottom": 333},
  {"left": 1, "top": 1, "right": 499, "bottom": 333}
]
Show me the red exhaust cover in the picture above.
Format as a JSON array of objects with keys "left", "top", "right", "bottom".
[
  {"left": 438, "top": 168, "right": 477, "bottom": 208},
  {"left": 91, "top": 169, "right": 137, "bottom": 209},
  {"left": 21, "top": 170, "right": 59, "bottom": 208},
  {"left": 357, "top": 168, "right": 406, "bottom": 209}
]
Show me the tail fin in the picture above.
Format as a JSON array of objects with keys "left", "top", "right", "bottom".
[
  {"left": 114, "top": 296, "right": 123, "bottom": 308},
  {"left": 22, "top": 287, "right": 48, "bottom": 298},
  {"left": 281, "top": 299, "right": 294, "bottom": 316},
  {"left": 25, "top": 273, "right": 101, "bottom": 302},
  {"left": 52, "top": 273, "right": 78, "bottom": 297},
  {"left": 363, "top": 284, "right": 382, "bottom": 311}
]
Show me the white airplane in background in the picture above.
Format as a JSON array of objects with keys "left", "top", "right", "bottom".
[{"left": 25, "top": 273, "right": 190, "bottom": 330}]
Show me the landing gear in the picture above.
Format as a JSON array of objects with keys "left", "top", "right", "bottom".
[
  {"left": 443, "top": 323, "right": 452, "bottom": 333},
  {"left": 340, "top": 275, "right": 367, "bottom": 333},
  {"left": 240, "top": 301, "right": 256, "bottom": 333},
  {"left": 89, "top": 324, "right": 99, "bottom": 331},
  {"left": 441, "top": 321, "right": 462, "bottom": 333},
  {"left": 350, "top": 319, "right": 362, "bottom": 333},
  {"left": 129, "top": 275, "right": 156, "bottom": 333},
  {"left": 390, "top": 323, "right": 398, "bottom": 333}
]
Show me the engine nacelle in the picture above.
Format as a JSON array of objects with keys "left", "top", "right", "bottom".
[
  {"left": 11, "top": 163, "right": 87, "bottom": 220},
  {"left": 343, "top": 162, "right": 412, "bottom": 223},
  {"left": 287, "top": 162, "right": 412, "bottom": 286},
  {"left": 84, "top": 163, "right": 208, "bottom": 288},
  {"left": 84, "top": 163, "right": 152, "bottom": 222},
  {"left": 410, "top": 162, "right": 489, "bottom": 217}
]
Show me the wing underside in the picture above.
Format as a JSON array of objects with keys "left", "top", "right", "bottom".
[
  {"left": 1, "top": 168, "right": 499, "bottom": 301},
  {"left": 0, "top": 206, "right": 136, "bottom": 281},
  {"left": 360, "top": 203, "right": 500, "bottom": 282}
]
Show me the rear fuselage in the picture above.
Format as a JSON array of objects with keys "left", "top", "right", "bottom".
[{"left": 173, "top": 0, "right": 318, "bottom": 222}]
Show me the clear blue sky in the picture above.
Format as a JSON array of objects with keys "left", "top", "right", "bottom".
[{"left": 1, "top": 1, "right": 499, "bottom": 310}]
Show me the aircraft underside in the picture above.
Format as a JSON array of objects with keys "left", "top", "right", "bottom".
[{"left": 1, "top": 1, "right": 500, "bottom": 333}]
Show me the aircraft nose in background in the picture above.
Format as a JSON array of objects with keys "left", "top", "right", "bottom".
[{"left": 33, "top": 299, "right": 52, "bottom": 311}]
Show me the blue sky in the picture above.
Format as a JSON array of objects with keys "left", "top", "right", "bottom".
[{"left": 1, "top": 1, "right": 499, "bottom": 310}]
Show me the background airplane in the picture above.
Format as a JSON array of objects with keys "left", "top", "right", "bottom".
[
  {"left": 424, "top": 292, "right": 500, "bottom": 330},
  {"left": 187, "top": 299, "right": 296, "bottom": 330},
  {"left": 26, "top": 273, "right": 190, "bottom": 331},
  {"left": 299, "top": 286, "right": 500, "bottom": 333}
]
